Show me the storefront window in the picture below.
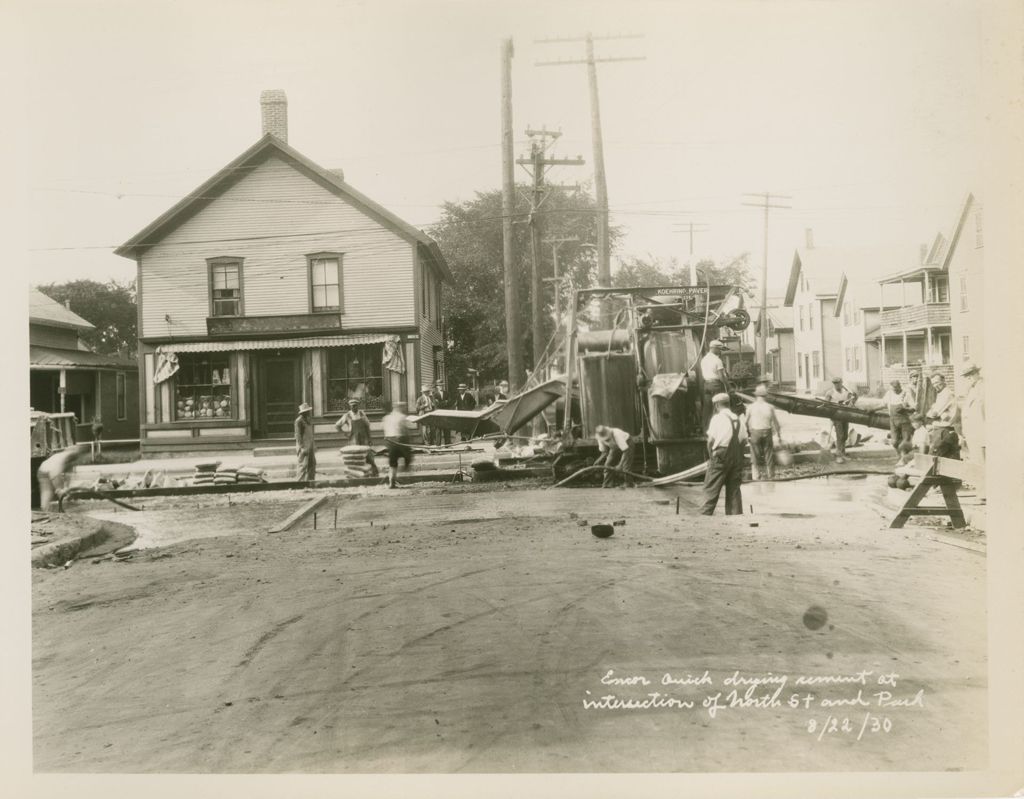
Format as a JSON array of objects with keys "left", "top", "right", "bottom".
[
  {"left": 175, "top": 354, "right": 232, "bottom": 420},
  {"left": 326, "top": 345, "right": 384, "bottom": 412}
]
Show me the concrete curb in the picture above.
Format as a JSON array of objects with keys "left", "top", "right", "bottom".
[{"left": 32, "top": 518, "right": 138, "bottom": 569}]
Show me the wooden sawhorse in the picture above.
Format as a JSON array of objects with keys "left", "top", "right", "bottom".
[{"left": 890, "top": 453, "right": 983, "bottom": 530}]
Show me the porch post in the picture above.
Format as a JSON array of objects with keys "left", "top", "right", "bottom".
[
  {"left": 59, "top": 369, "right": 66, "bottom": 413},
  {"left": 926, "top": 326, "right": 933, "bottom": 364}
]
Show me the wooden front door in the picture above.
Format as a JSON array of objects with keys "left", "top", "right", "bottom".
[{"left": 259, "top": 354, "right": 302, "bottom": 437}]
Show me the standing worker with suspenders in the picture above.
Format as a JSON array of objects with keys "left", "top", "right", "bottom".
[{"left": 701, "top": 392, "right": 747, "bottom": 515}]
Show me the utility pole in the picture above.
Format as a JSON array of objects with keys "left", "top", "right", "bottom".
[
  {"left": 516, "top": 128, "right": 584, "bottom": 372},
  {"left": 500, "top": 38, "right": 525, "bottom": 391},
  {"left": 741, "top": 192, "right": 792, "bottom": 372},
  {"left": 537, "top": 33, "right": 644, "bottom": 323},
  {"left": 671, "top": 221, "right": 710, "bottom": 285}
]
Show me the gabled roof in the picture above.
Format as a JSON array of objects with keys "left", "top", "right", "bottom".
[
  {"left": 754, "top": 301, "right": 792, "bottom": 334},
  {"left": 786, "top": 245, "right": 920, "bottom": 305},
  {"left": 877, "top": 233, "right": 948, "bottom": 284},
  {"left": 940, "top": 192, "right": 976, "bottom": 272},
  {"left": 114, "top": 134, "right": 451, "bottom": 280},
  {"left": 29, "top": 289, "right": 95, "bottom": 331},
  {"left": 834, "top": 273, "right": 906, "bottom": 315}
]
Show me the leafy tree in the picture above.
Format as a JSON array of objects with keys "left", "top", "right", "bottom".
[
  {"left": 430, "top": 185, "right": 618, "bottom": 383},
  {"left": 36, "top": 279, "right": 137, "bottom": 357},
  {"left": 613, "top": 253, "right": 755, "bottom": 296}
]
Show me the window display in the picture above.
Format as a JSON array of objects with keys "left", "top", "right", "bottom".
[
  {"left": 175, "top": 355, "right": 233, "bottom": 420},
  {"left": 326, "top": 345, "right": 383, "bottom": 412}
]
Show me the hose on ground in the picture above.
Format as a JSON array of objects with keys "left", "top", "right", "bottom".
[
  {"left": 58, "top": 490, "right": 143, "bottom": 513},
  {"left": 552, "top": 465, "right": 655, "bottom": 488}
]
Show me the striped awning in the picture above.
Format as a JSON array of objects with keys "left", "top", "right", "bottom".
[{"left": 156, "top": 334, "right": 392, "bottom": 354}]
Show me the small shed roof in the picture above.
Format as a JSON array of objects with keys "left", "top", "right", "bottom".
[{"left": 30, "top": 345, "right": 137, "bottom": 370}]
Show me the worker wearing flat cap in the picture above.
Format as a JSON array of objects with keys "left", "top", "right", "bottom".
[
  {"left": 294, "top": 402, "right": 317, "bottom": 481},
  {"left": 818, "top": 376, "right": 856, "bottom": 463},
  {"left": 699, "top": 340, "right": 731, "bottom": 431},
  {"left": 701, "top": 392, "right": 747, "bottom": 515},
  {"left": 959, "top": 363, "right": 984, "bottom": 467},
  {"left": 745, "top": 383, "right": 782, "bottom": 480}
]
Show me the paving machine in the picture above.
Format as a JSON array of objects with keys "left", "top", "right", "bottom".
[{"left": 555, "top": 284, "right": 752, "bottom": 476}]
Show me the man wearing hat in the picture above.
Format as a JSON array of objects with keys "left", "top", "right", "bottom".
[
  {"left": 294, "top": 402, "right": 317, "bottom": 481},
  {"left": 959, "top": 363, "right": 984, "bottom": 466},
  {"left": 699, "top": 340, "right": 731, "bottom": 431},
  {"left": 454, "top": 382, "right": 477, "bottom": 443},
  {"left": 432, "top": 379, "right": 451, "bottom": 445},
  {"left": 882, "top": 379, "right": 914, "bottom": 453},
  {"left": 702, "top": 392, "right": 747, "bottom": 515},
  {"left": 819, "top": 376, "right": 856, "bottom": 462},
  {"left": 415, "top": 385, "right": 436, "bottom": 445},
  {"left": 745, "top": 383, "right": 782, "bottom": 480}
]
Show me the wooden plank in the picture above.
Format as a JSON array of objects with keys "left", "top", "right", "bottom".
[
  {"left": 268, "top": 494, "right": 329, "bottom": 534},
  {"left": 913, "top": 452, "right": 984, "bottom": 486}
]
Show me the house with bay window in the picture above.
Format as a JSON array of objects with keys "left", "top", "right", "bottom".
[{"left": 116, "top": 90, "right": 449, "bottom": 453}]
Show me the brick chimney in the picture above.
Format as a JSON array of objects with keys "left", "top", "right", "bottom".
[
  {"left": 804, "top": 228, "right": 814, "bottom": 249},
  {"left": 260, "top": 90, "right": 288, "bottom": 142}
]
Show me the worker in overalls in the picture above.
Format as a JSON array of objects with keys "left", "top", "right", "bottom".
[
  {"left": 701, "top": 392, "right": 747, "bottom": 515},
  {"left": 335, "top": 398, "right": 378, "bottom": 476}
]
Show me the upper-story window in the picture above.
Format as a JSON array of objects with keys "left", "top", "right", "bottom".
[
  {"left": 808, "top": 303, "right": 814, "bottom": 330},
  {"left": 309, "top": 254, "right": 342, "bottom": 312},
  {"left": 209, "top": 258, "right": 242, "bottom": 317},
  {"left": 959, "top": 274, "right": 969, "bottom": 311},
  {"left": 927, "top": 275, "right": 949, "bottom": 304}
]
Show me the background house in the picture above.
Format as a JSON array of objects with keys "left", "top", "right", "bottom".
[
  {"left": 784, "top": 232, "right": 844, "bottom": 394},
  {"left": 753, "top": 301, "right": 795, "bottom": 390},
  {"left": 29, "top": 288, "right": 140, "bottom": 441},
  {"left": 117, "top": 91, "right": 449, "bottom": 454},
  {"left": 833, "top": 270, "right": 908, "bottom": 395},
  {"left": 877, "top": 236, "right": 949, "bottom": 389}
]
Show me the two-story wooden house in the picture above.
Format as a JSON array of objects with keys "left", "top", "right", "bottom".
[
  {"left": 29, "top": 288, "right": 140, "bottom": 442},
  {"left": 784, "top": 234, "right": 844, "bottom": 394},
  {"left": 116, "top": 91, "right": 450, "bottom": 454}
]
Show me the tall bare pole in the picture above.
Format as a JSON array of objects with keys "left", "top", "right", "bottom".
[
  {"left": 742, "top": 192, "right": 791, "bottom": 372},
  {"left": 501, "top": 38, "right": 525, "bottom": 390},
  {"left": 537, "top": 33, "right": 644, "bottom": 323},
  {"left": 672, "top": 221, "right": 710, "bottom": 285}
]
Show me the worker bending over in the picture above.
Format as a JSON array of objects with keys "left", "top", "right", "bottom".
[
  {"left": 701, "top": 393, "right": 747, "bottom": 515},
  {"left": 593, "top": 425, "right": 637, "bottom": 488},
  {"left": 37, "top": 443, "right": 89, "bottom": 511}
]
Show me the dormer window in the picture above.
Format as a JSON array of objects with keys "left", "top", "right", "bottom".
[{"left": 209, "top": 258, "right": 242, "bottom": 317}]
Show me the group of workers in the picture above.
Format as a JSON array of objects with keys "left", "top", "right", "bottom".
[{"left": 415, "top": 379, "right": 507, "bottom": 445}]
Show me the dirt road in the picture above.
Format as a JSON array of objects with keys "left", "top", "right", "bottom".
[{"left": 32, "top": 480, "right": 986, "bottom": 773}]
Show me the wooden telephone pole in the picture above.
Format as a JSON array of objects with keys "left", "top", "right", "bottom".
[
  {"left": 672, "top": 221, "right": 710, "bottom": 286},
  {"left": 500, "top": 38, "right": 525, "bottom": 390},
  {"left": 741, "top": 192, "right": 791, "bottom": 372},
  {"left": 516, "top": 128, "right": 584, "bottom": 371},
  {"left": 536, "top": 33, "right": 644, "bottom": 323}
]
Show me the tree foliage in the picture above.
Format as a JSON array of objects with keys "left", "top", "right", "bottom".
[
  {"left": 430, "top": 185, "right": 618, "bottom": 383},
  {"left": 36, "top": 279, "right": 138, "bottom": 357},
  {"left": 612, "top": 253, "right": 756, "bottom": 296}
]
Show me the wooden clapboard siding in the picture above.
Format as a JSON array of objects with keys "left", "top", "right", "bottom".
[
  {"left": 139, "top": 155, "right": 415, "bottom": 338},
  {"left": 419, "top": 318, "right": 443, "bottom": 388}
]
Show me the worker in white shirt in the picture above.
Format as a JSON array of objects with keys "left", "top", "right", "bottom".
[
  {"left": 37, "top": 443, "right": 89, "bottom": 511},
  {"left": 701, "top": 393, "right": 747, "bottom": 515},
  {"left": 382, "top": 401, "right": 415, "bottom": 488},
  {"left": 909, "top": 413, "right": 930, "bottom": 454},
  {"left": 745, "top": 384, "right": 782, "bottom": 480},
  {"left": 699, "top": 340, "right": 730, "bottom": 431},
  {"left": 926, "top": 373, "right": 957, "bottom": 425},
  {"left": 882, "top": 379, "right": 914, "bottom": 453},
  {"left": 819, "top": 376, "right": 856, "bottom": 462},
  {"left": 958, "top": 363, "right": 984, "bottom": 466},
  {"left": 593, "top": 425, "right": 637, "bottom": 488}
]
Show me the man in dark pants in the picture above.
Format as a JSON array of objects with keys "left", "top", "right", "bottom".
[
  {"left": 701, "top": 392, "right": 747, "bottom": 515},
  {"left": 820, "top": 376, "right": 855, "bottom": 463},
  {"left": 432, "top": 379, "right": 451, "bottom": 445},
  {"left": 294, "top": 402, "right": 317, "bottom": 481},
  {"left": 593, "top": 424, "right": 637, "bottom": 488}
]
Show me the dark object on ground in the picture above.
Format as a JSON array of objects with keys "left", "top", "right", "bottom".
[
  {"left": 887, "top": 475, "right": 899, "bottom": 488},
  {"left": 591, "top": 524, "right": 614, "bottom": 538},
  {"left": 802, "top": 605, "right": 829, "bottom": 631},
  {"left": 472, "top": 460, "right": 497, "bottom": 472},
  {"left": 896, "top": 475, "right": 911, "bottom": 490}
]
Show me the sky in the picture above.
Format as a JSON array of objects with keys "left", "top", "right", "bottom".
[{"left": 18, "top": 0, "right": 985, "bottom": 299}]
